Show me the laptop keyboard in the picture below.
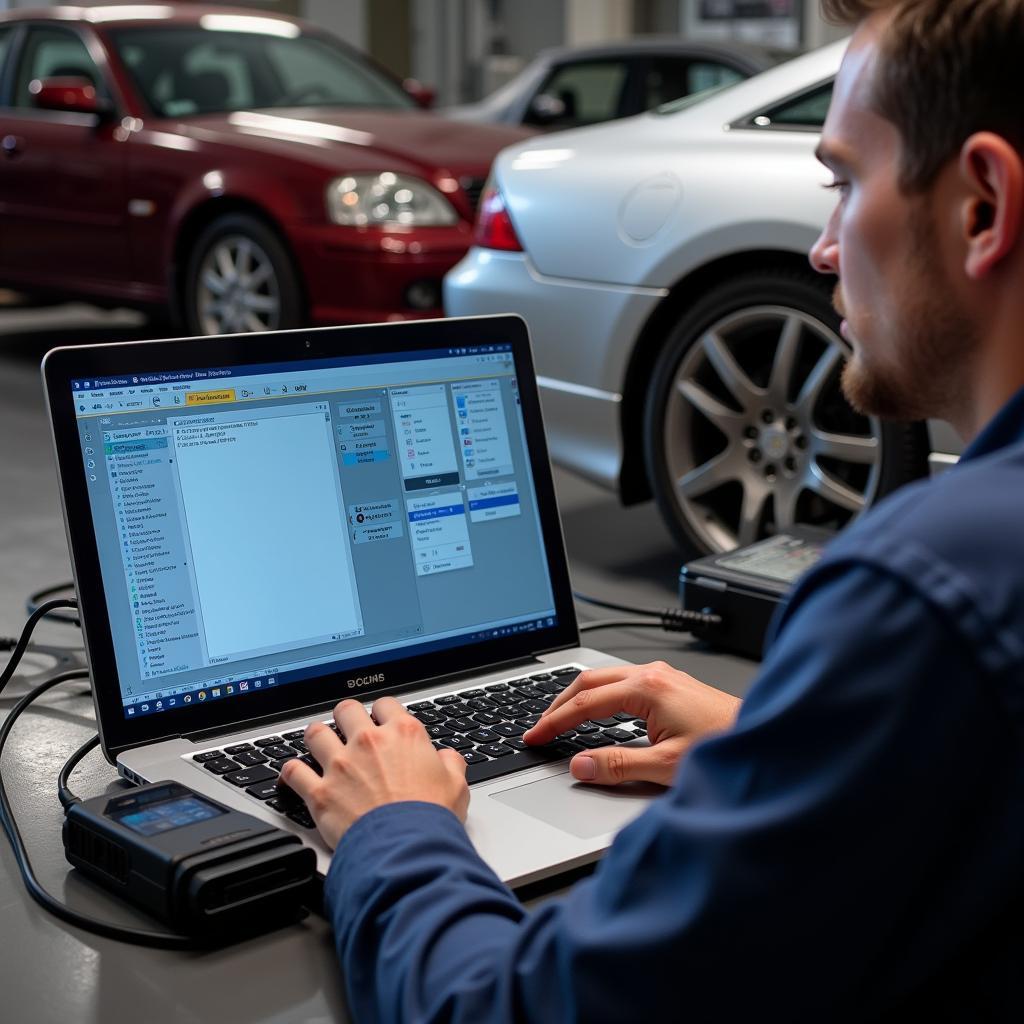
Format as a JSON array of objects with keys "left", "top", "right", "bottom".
[{"left": 187, "top": 665, "right": 648, "bottom": 830}]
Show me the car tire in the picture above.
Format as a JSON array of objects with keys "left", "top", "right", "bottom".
[
  {"left": 183, "top": 213, "right": 303, "bottom": 336},
  {"left": 643, "top": 267, "right": 929, "bottom": 558}
]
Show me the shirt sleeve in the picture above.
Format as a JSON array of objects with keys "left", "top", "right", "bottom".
[{"left": 323, "top": 561, "right": 1016, "bottom": 1023}]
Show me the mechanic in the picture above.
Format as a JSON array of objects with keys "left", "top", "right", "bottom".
[{"left": 281, "top": 2, "right": 1024, "bottom": 1019}]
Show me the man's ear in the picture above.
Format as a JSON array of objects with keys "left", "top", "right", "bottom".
[{"left": 959, "top": 132, "right": 1024, "bottom": 280}]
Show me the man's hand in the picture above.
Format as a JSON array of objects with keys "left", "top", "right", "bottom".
[
  {"left": 523, "top": 661, "right": 741, "bottom": 786},
  {"left": 280, "top": 697, "right": 470, "bottom": 850}
]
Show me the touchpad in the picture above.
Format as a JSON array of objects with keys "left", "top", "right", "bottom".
[{"left": 490, "top": 773, "right": 660, "bottom": 839}]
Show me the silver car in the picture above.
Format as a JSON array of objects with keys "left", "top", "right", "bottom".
[{"left": 445, "top": 39, "right": 959, "bottom": 556}]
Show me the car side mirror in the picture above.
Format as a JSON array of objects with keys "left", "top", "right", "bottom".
[
  {"left": 402, "top": 78, "right": 435, "bottom": 110},
  {"left": 29, "top": 77, "right": 111, "bottom": 117},
  {"left": 527, "top": 92, "right": 568, "bottom": 126}
]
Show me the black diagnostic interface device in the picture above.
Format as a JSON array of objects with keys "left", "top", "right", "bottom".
[
  {"left": 679, "top": 526, "right": 833, "bottom": 659},
  {"left": 63, "top": 781, "right": 316, "bottom": 936}
]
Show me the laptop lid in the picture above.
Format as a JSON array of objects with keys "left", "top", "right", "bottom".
[{"left": 43, "top": 315, "right": 579, "bottom": 763}]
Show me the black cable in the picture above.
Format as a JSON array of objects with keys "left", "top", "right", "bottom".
[
  {"left": 0, "top": 670, "right": 213, "bottom": 949},
  {"left": 58, "top": 734, "right": 99, "bottom": 810},
  {"left": 0, "top": 598, "right": 79, "bottom": 691},
  {"left": 573, "top": 590, "right": 723, "bottom": 632},
  {"left": 579, "top": 618, "right": 664, "bottom": 633},
  {"left": 26, "top": 582, "right": 80, "bottom": 628}
]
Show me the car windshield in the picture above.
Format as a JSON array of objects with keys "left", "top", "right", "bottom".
[{"left": 110, "top": 26, "right": 414, "bottom": 117}]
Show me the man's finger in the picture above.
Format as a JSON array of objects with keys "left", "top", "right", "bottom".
[
  {"left": 279, "top": 757, "right": 321, "bottom": 801},
  {"left": 569, "top": 743, "right": 668, "bottom": 787},
  {"left": 333, "top": 698, "right": 375, "bottom": 740},
  {"left": 438, "top": 746, "right": 469, "bottom": 779},
  {"left": 543, "top": 667, "right": 628, "bottom": 719},
  {"left": 370, "top": 695, "right": 409, "bottom": 725},
  {"left": 304, "top": 720, "right": 343, "bottom": 767},
  {"left": 524, "top": 679, "right": 646, "bottom": 745}
]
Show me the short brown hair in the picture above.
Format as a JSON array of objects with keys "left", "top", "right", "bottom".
[{"left": 822, "top": 0, "right": 1024, "bottom": 191}]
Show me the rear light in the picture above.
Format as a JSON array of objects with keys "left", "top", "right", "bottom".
[{"left": 473, "top": 185, "right": 524, "bottom": 252}]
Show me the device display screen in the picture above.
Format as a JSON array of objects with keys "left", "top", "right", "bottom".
[
  {"left": 111, "top": 794, "right": 226, "bottom": 837},
  {"left": 69, "top": 343, "right": 558, "bottom": 722}
]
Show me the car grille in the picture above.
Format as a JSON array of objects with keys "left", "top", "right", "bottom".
[{"left": 460, "top": 175, "right": 486, "bottom": 214}]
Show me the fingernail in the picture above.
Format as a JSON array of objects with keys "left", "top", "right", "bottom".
[{"left": 572, "top": 755, "right": 596, "bottom": 781}]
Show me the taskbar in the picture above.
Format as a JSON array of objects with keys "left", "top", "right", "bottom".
[{"left": 122, "top": 612, "right": 559, "bottom": 720}]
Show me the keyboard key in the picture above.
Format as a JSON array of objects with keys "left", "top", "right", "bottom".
[
  {"left": 413, "top": 711, "right": 444, "bottom": 725},
  {"left": 439, "top": 735, "right": 474, "bottom": 751},
  {"left": 484, "top": 683, "right": 509, "bottom": 692},
  {"left": 529, "top": 673, "right": 556, "bottom": 683},
  {"left": 633, "top": 726, "right": 648, "bottom": 736},
  {"left": 223, "top": 765, "right": 277, "bottom": 788},
  {"left": 602, "top": 728, "right": 636, "bottom": 743},
  {"left": 535, "top": 681, "right": 564, "bottom": 695},
  {"left": 287, "top": 809, "right": 316, "bottom": 829},
  {"left": 489, "top": 692, "right": 519, "bottom": 706},
  {"left": 504, "top": 737, "right": 528, "bottom": 751},
  {"left": 261, "top": 744, "right": 297, "bottom": 761},
  {"left": 204, "top": 758, "right": 240, "bottom": 775},
  {"left": 464, "top": 747, "right": 565, "bottom": 785},
  {"left": 426, "top": 724, "right": 454, "bottom": 739},
  {"left": 459, "top": 689, "right": 485, "bottom": 700},
  {"left": 478, "top": 743, "right": 514, "bottom": 758},
  {"left": 300, "top": 753, "right": 323, "bottom": 775},
  {"left": 193, "top": 750, "right": 224, "bottom": 763},
  {"left": 613, "top": 712, "right": 636, "bottom": 723},
  {"left": 447, "top": 716, "right": 478, "bottom": 733},
  {"left": 462, "top": 750, "right": 489, "bottom": 764},
  {"left": 576, "top": 735, "right": 615, "bottom": 750},
  {"left": 289, "top": 739, "right": 309, "bottom": 754},
  {"left": 225, "top": 743, "right": 255, "bottom": 756},
  {"left": 519, "top": 714, "right": 542, "bottom": 729},
  {"left": 519, "top": 699, "right": 548, "bottom": 714},
  {"left": 467, "top": 728, "right": 500, "bottom": 744},
  {"left": 573, "top": 722, "right": 600, "bottom": 734},
  {"left": 266, "top": 796, "right": 293, "bottom": 814},
  {"left": 282, "top": 729, "right": 306, "bottom": 741},
  {"left": 269, "top": 757, "right": 298, "bottom": 773},
  {"left": 246, "top": 780, "right": 281, "bottom": 800},
  {"left": 553, "top": 667, "right": 581, "bottom": 677},
  {"left": 466, "top": 697, "right": 497, "bottom": 711},
  {"left": 492, "top": 722, "right": 526, "bottom": 738},
  {"left": 435, "top": 694, "right": 463, "bottom": 705},
  {"left": 232, "top": 750, "right": 269, "bottom": 768},
  {"left": 471, "top": 711, "right": 502, "bottom": 726},
  {"left": 589, "top": 718, "right": 620, "bottom": 728},
  {"left": 407, "top": 701, "right": 435, "bottom": 711},
  {"left": 554, "top": 731, "right": 578, "bottom": 741},
  {"left": 511, "top": 684, "right": 544, "bottom": 699},
  {"left": 253, "top": 736, "right": 283, "bottom": 747},
  {"left": 551, "top": 739, "right": 585, "bottom": 756},
  {"left": 438, "top": 701, "right": 472, "bottom": 719}
]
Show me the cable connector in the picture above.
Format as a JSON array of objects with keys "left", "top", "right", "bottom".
[{"left": 658, "top": 607, "right": 723, "bottom": 632}]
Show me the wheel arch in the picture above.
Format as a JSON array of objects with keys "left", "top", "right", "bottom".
[
  {"left": 618, "top": 249, "right": 828, "bottom": 506},
  {"left": 169, "top": 197, "right": 308, "bottom": 328}
]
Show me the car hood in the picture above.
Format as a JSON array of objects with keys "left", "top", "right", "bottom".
[{"left": 176, "top": 107, "right": 533, "bottom": 176}]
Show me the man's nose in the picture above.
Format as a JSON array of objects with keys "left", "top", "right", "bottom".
[{"left": 809, "top": 218, "right": 839, "bottom": 276}]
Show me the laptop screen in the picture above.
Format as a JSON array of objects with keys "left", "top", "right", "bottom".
[{"left": 68, "top": 341, "right": 559, "bottom": 723}]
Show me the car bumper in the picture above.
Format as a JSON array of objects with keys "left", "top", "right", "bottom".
[
  {"left": 293, "top": 222, "right": 476, "bottom": 325},
  {"left": 444, "top": 247, "right": 667, "bottom": 492}
]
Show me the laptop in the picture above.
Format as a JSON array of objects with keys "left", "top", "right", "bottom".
[{"left": 42, "top": 315, "right": 655, "bottom": 889}]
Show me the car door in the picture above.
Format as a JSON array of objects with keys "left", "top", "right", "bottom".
[{"left": 0, "top": 23, "right": 129, "bottom": 292}]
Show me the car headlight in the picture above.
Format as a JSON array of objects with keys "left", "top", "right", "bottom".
[{"left": 326, "top": 172, "right": 458, "bottom": 227}]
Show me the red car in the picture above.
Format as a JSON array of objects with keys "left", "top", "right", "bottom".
[{"left": 0, "top": 5, "right": 530, "bottom": 333}]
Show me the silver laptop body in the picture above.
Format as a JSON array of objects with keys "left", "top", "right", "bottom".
[{"left": 43, "top": 316, "right": 653, "bottom": 888}]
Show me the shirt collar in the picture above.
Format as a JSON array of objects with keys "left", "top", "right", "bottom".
[{"left": 960, "top": 384, "right": 1024, "bottom": 462}]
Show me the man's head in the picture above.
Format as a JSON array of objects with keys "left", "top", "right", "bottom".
[{"left": 810, "top": 1, "right": 1024, "bottom": 434}]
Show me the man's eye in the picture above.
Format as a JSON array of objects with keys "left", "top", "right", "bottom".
[{"left": 823, "top": 180, "right": 849, "bottom": 194}]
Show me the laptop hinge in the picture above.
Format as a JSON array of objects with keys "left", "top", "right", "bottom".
[{"left": 183, "top": 654, "right": 549, "bottom": 743}]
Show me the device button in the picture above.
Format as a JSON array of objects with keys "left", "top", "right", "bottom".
[
  {"left": 193, "top": 750, "right": 224, "bottom": 763},
  {"left": 223, "top": 765, "right": 277, "bottom": 788},
  {"left": 204, "top": 758, "right": 241, "bottom": 775}
]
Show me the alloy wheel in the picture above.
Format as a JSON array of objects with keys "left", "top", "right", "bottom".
[{"left": 196, "top": 234, "right": 281, "bottom": 334}]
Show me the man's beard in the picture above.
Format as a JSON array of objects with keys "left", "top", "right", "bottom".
[{"left": 837, "top": 205, "right": 974, "bottom": 422}]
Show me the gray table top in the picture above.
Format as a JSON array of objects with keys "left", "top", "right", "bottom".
[{"left": 1, "top": 322, "right": 758, "bottom": 1024}]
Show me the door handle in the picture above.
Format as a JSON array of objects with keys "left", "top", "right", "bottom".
[{"left": 2, "top": 135, "right": 24, "bottom": 158}]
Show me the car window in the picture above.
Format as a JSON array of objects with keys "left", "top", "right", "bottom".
[
  {"left": 13, "top": 25, "right": 106, "bottom": 108},
  {"left": 527, "top": 60, "right": 628, "bottom": 128},
  {"left": 755, "top": 82, "right": 834, "bottom": 129},
  {"left": 688, "top": 61, "right": 745, "bottom": 96},
  {"left": 112, "top": 27, "right": 413, "bottom": 117}
]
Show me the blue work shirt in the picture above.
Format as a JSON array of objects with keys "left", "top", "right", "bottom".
[{"left": 324, "top": 388, "right": 1024, "bottom": 1023}]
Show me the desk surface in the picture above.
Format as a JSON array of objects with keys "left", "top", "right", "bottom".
[{"left": 0, "top": 324, "right": 758, "bottom": 1024}]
